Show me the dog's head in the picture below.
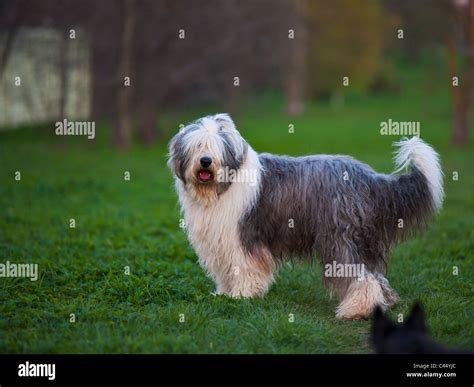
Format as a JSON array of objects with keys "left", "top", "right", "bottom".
[
  {"left": 371, "top": 302, "right": 428, "bottom": 354},
  {"left": 167, "top": 113, "right": 248, "bottom": 204}
]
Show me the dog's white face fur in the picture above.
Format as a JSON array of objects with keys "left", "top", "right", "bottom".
[{"left": 167, "top": 114, "right": 248, "bottom": 205}]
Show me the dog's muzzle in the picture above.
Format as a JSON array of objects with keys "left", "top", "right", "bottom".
[{"left": 197, "top": 156, "right": 213, "bottom": 183}]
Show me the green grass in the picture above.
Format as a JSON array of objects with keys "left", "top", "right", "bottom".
[{"left": 0, "top": 63, "right": 473, "bottom": 353}]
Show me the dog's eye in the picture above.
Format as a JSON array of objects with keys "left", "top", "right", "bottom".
[{"left": 219, "top": 126, "right": 224, "bottom": 132}]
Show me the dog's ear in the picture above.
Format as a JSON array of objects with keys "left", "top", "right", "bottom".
[
  {"left": 405, "top": 302, "right": 427, "bottom": 333},
  {"left": 167, "top": 130, "right": 187, "bottom": 183},
  {"left": 214, "top": 113, "right": 235, "bottom": 131},
  {"left": 371, "top": 305, "right": 395, "bottom": 339}
]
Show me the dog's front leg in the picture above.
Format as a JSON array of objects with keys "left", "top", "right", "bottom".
[
  {"left": 223, "top": 247, "right": 276, "bottom": 298},
  {"left": 214, "top": 272, "right": 232, "bottom": 295},
  {"left": 198, "top": 255, "right": 236, "bottom": 296},
  {"left": 203, "top": 247, "right": 276, "bottom": 298},
  {"left": 226, "top": 265, "right": 275, "bottom": 298},
  {"left": 211, "top": 265, "right": 272, "bottom": 298}
]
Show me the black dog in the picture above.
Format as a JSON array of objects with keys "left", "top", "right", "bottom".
[{"left": 371, "top": 302, "right": 472, "bottom": 354}]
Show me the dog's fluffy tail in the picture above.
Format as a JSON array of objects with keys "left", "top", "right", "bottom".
[
  {"left": 377, "top": 137, "right": 445, "bottom": 242},
  {"left": 393, "top": 137, "right": 444, "bottom": 212}
]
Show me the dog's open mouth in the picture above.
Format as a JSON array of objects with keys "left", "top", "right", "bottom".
[{"left": 197, "top": 169, "right": 213, "bottom": 183}]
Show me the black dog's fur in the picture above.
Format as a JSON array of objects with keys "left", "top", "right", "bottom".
[{"left": 372, "top": 303, "right": 472, "bottom": 354}]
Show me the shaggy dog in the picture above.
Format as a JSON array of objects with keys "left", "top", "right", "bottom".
[{"left": 167, "top": 114, "right": 443, "bottom": 319}]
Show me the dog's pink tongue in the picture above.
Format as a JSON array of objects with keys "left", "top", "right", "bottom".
[{"left": 199, "top": 170, "right": 211, "bottom": 181}]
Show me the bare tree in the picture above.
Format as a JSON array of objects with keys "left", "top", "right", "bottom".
[
  {"left": 285, "top": 0, "right": 307, "bottom": 116},
  {"left": 448, "top": 0, "right": 474, "bottom": 146},
  {"left": 56, "top": 0, "right": 70, "bottom": 122},
  {"left": 113, "top": 0, "right": 136, "bottom": 150}
]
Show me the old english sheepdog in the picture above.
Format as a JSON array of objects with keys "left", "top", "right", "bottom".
[{"left": 167, "top": 114, "right": 443, "bottom": 320}]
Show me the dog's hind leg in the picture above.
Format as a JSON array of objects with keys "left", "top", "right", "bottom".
[
  {"left": 335, "top": 270, "right": 399, "bottom": 320},
  {"left": 375, "top": 272, "right": 400, "bottom": 308},
  {"left": 321, "top": 227, "right": 399, "bottom": 319}
]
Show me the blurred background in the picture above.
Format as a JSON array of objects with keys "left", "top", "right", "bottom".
[
  {"left": 0, "top": 0, "right": 473, "bottom": 354},
  {"left": 0, "top": 0, "right": 472, "bottom": 148}
]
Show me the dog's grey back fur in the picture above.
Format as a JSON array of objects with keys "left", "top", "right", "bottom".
[{"left": 239, "top": 153, "right": 434, "bottom": 291}]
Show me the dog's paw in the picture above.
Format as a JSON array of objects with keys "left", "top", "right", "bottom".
[
  {"left": 336, "top": 312, "right": 370, "bottom": 321},
  {"left": 229, "top": 289, "right": 264, "bottom": 299},
  {"left": 211, "top": 289, "right": 227, "bottom": 297}
]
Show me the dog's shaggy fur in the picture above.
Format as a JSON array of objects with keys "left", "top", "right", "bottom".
[{"left": 167, "top": 114, "right": 443, "bottom": 319}]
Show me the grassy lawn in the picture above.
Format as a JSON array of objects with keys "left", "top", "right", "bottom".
[{"left": 0, "top": 63, "right": 473, "bottom": 353}]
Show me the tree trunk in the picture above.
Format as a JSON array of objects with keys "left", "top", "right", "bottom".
[
  {"left": 58, "top": 29, "right": 69, "bottom": 120},
  {"left": 285, "top": 0, "right": 306, "bottom": 116},
  {"left": 57, "top": 28, "right": 69, "bottom": 149},
  {"left": 113, "top": 0, "right": 135, "bottom": 150},
  {"left": 450, "top": 0, "right": 474, "bottom": 146}
]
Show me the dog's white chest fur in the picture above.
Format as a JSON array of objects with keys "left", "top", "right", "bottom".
[{"left": 176, "top": 149, "right": 262, "bottom": 279}]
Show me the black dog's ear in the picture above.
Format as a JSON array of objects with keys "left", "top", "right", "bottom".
[
  {"left": 406, "top": 302, "right": 427, "bottom": 333},
  {"left": 372, "top": 305, "right": 395, "bottom": 338}
]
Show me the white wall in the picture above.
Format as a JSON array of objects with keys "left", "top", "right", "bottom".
[{"left": 0, "top": 27, "right": 91, "bottom": 128}]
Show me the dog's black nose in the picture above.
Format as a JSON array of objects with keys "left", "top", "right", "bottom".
[{"left": 200, "top": 156, "right": 212, "bottom": 168}]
